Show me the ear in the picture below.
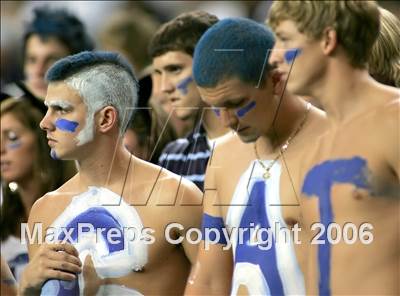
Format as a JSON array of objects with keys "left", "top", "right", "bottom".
[
  {"left": 97, "top": 106, "right": 118, "bottom": 133},
  {"left": 270, "top": 68, "right": 285, "bottom": 95},
  {"left": 320, "top": 27, "right": 338, "bottom": 55}
]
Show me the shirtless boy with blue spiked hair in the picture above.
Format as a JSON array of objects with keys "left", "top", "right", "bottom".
[{"left": 18, "top": 51, "right": 203, "bottom": 295}]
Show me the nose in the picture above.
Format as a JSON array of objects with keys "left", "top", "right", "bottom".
[
  {"left": 219, "top": 109, "right": 239, "bottom": 130},
  {"left": 160, "top": 74, "right": 175, "bottom": 94},
  {"left": 32, "top": 59, "right": 48, "bottom": 79},
  {"left": 269, "top": 45, "right": 285, "bottom": 67},
  {"left": 39, "top": 110, "right": 55, "bottom": 132}
]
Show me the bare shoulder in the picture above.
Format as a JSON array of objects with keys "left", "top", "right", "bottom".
[
  {"left": 132, "top": 158, "right": 203, "bottom": 205},
  {"left": 29, "top": 177, "right": 78, "bottom": 223},
  {"left": 212, "top": 131, "right": 251, "bottom": 164},
  {"left": 372, "top": 94, "right": 399, "bottom": 130}
]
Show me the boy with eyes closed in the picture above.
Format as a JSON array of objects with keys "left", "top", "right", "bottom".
[
  {"left": 18, "top": 51, "right": 203, "bottom": 295},
  {"left": 149, "top": 11, "right": 229, "bottom": 191},
  {"left": 185, "top": 18, "right": 328, "bottom": 295}
]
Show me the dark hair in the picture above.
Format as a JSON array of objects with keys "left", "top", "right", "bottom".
[
  {"left": 0, "top": 97, "right": 76, "bottom": 240},
  {"left": 193, "top": 18, "right": 275, "bottom": 88},
  {"left": 23, "top": 6, "right": 94, "bottom": 56},
  {"left": 148, "top": 11, "right": 219, "bottom": 58}
]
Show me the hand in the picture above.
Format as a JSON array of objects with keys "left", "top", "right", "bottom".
[{"left": 19, "top": 243, "right": 82, "bottom": 296}]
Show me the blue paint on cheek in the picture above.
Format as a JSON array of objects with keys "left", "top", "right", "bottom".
[
  {"left": 236, "top": 101, "right": 256, "bottom": 118},
  {"left": 212, "top": 107, "right": 220, "bottom": 117},
  {"left": 176, "top": 76, "right": 193, "bottom": 95},
  {"left": 55, "top": 118, "right": 79, "bottom": 133},
  {"left": 284, "top": 48, "right": 302, "bottom": 64},
  {"left": 7, "top": 141, "right": 22, "bottom": 150},
  {"left": 302, "top": 156, "right": 370, "bottom": 296}
]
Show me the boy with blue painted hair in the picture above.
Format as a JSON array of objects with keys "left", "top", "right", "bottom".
[
  {"left": 19, "top": 51, "right": 203, "bottom": 295},
  {"left": 268, "top": 1, "right": 399, "bottom": 295},
  {"left": 185, "top": 17, "right": 328, "bottom": 295},
  {"left": 149, "top": 11, "right": 229, "bottom": 191}
]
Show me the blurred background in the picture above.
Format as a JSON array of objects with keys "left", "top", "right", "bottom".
[{"left": 2, "top": 0, "right": 399, "bottom": 87}]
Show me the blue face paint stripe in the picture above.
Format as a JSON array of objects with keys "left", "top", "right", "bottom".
[
  {"left": 212, "top": 107, "right": 220, "bottom": 117},
  {"left": 236, "top": 101, "right": 256, "bottom": 118},
  {"left": 284, "top": 48, "right": 302, "bottom": 64},
  {"left": 7, "top": 141, "right": 22, "bottom": 150},
  {"left": 302, "top": 157, "right": 370, "bottom": 296},
  {"left": 55, "top": 118, "right": 79, "bottom": 133},
  {"left": 176, "top": 76, "right": 193, "bottom": 95}
]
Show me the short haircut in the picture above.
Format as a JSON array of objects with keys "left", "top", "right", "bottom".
[
  {"left": 368, "top": 7, "right": 400, "bottom": 87},
  {"left": 267, "top": 1, "right": 380, "bottom": 68},
  {"left": 46, "top": 51, "right": 138, "bottom": 134},
  {"left": 23, "top": 6, "right": 94, "bottom": 56},
  {"left": 148, "top": 11, "right": 218, "bottom": 58},
  {"left": 193, "top": 18, "right": 275, "bottom": 88}
]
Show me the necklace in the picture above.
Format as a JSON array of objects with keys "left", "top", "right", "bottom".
[{"left": 254, "top": 102, "right": 311, "bottom": 179}]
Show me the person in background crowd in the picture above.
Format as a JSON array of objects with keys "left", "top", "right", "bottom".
[
  {"left": 1, "top": 97, "right": 76, "bottom": 282},
  {"left": 3, "top": 6, "right": 93, "bottom": 100}
]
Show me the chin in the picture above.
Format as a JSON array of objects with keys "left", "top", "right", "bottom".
[{"left": 238, "top": 133, "right": 259, "bottom": 144}]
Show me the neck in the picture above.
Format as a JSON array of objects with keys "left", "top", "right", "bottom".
[
  {"left": 264, "top": 94, "right": 309, "bottom": 150},
  {"left": 75, "top": 135, "right": 133, "bottom": 190},
  {"left": 308, "top": 60, "right": 374, "bottom": 122},
  {"left": 202, "top": 108, "right": 229, "bottom": 139}
]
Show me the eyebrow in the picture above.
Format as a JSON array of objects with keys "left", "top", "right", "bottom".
[{"left": 44, "top": 100, "right": 73, "bottom": 109}]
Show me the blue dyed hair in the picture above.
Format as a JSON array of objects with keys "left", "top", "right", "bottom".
[
  {"left": 23, "top": 6, "right": 94, "bottom": 56},
  {"left": 46, "top": 51, "right": 136, "bottom": 82},
  {"left": 193, "top": 18, "right": 275, "bottom": 88},
  {"left": 46, "top": 51, "right": 138, "bottom": 134}
]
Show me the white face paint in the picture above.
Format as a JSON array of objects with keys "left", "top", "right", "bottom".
[
  {"left": 44, "top": 99, "right": 74, "bottom": 110},
  {"left": 64, "top": 64, "right": 138, "bottom": 146}
]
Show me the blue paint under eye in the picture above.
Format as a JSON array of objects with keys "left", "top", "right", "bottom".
[
  {"left": 213, "top": 107, "right": 220, "bottom": 117},
  {"left": 177, "top": 76, "right": 193, "bottom": 95},
  {"left": 55, "top": 118, "right": 79, "bottom": 132},
  {"left": 236, "top": 101, "right": 256, "bottom": 118},
  {"left": 7, "top": 141, "right": 22, "bottom": 150},
  {"left": 284, "top": 48, "right": 302, "bottom": 64},
  {"left": 50, "top": 149, "right": 59, "bottom": 160}
]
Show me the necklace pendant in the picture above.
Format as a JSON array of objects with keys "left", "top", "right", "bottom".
[{"left": 263, "top": 171, "right": 271, "bottom": 179}]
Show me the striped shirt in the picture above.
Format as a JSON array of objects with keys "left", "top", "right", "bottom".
[{"left": 158, "top": 124, "right": 210, "bottom": 191}]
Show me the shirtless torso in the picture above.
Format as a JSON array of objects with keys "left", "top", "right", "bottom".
[
  {"left": 300, "top": 90, "right": 399, "bottom": 295},
  {"left": 192, "top": 103, "right": 328, "bottom": 295},
  {"left": 27, "top": 156, "right": 202, "bottom": 295}
]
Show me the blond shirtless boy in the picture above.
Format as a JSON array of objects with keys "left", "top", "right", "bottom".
[{"left": 268, "top": 1, "right": 399, "bottom": 294}]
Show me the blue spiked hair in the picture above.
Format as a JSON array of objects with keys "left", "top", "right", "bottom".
[
  {"left": 193, "top": 18, "right": 275, "bottom": 88},
  {"left": 46, "top": 51, "right": 136, "bottom": 82},
  {"left": 46, "top": 51, "right": 138, "bottom": 134}
]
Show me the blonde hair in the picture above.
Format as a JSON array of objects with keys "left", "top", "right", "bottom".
[
  {"left": 368, "top": 7, "right": 400, "bottom": 87},
  {"left": 267, "top": 1, "right": 380, "bottom": 68}
]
